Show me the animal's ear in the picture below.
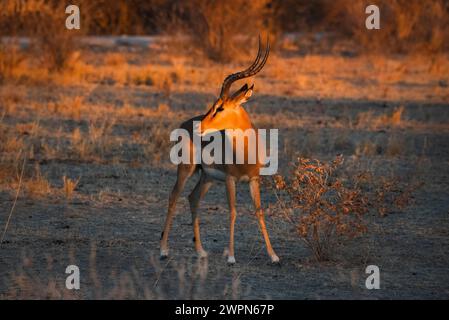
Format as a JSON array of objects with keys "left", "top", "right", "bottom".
[{"left": 230, "top": 84, "right": 253, "bottom": 106}]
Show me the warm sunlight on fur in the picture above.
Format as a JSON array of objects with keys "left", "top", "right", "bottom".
[{"left": 1, "top": 0, "right": 448, "bottom": 300}]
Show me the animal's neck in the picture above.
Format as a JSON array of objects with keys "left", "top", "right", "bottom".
[{"left": 231, "top": 109, "right": 254, "bottom": 131}]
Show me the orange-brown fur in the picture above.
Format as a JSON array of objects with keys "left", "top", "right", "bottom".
[{"left": 160, "top": 40, "right": 279, "bottom": 264}]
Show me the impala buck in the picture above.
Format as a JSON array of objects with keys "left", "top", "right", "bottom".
[{"left": 160, "top": 38, "right": 279, "bottom": 264}]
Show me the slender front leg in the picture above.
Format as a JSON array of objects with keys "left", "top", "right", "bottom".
[
  {"left": 188, "top": 173, "right": 213, "bottom": 258},
  {"left": 225, "top": 176, "right": 237, "bottom": 264},
  {"left": 249, "top": 178, "right": 279, "bottom": 263}
]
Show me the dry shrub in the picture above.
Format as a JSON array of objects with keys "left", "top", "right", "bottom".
[
  {"left": 31, "top": 3, "right": 80, "bottom": 72},
  {"left": 326, "top": 0, "right": 449, "bottom": 54},
  {"left": 271, "top": 155, "right": 421, "bottom": 261},
  {"left": 0, "top": 42, "right": 25, "bottom": 83},
  {"left": 164, "top": 0, "right": 272, "bottom": 62},
  {"left": 272, "top": 156, "right": 368, "bottom": 261},
  {"left": 1, "top": 0, "right": 81, "bottom": 72}
]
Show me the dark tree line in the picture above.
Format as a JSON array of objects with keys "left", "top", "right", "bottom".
[{"left": 1, "top": 0, "right": 448, "bottom": 62}]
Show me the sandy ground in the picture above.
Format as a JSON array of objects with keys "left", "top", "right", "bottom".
[{"left": 1, "top": 39, "right": 449, "bottom": 299}]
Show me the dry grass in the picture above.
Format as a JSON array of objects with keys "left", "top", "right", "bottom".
[
  {"left": 0, "top": 34, "right": 446, "bottom": 300},
  {"left": 69, "top": 119, "right": 116, "bottom": 161},
  {"left": 0, "top": 2, "right": 447, "bottom": 300},
  {"left": 0, "top": 43, "right": 444, "bottom": 203},
  {"left": 1, "top": 44, "right": 447, "bottom": 103},
  {"left": 21, "top": 164, "right": 52, "bottom": 199},
  {"left": 0, "top": 82, "right": 178, "bottom": 181},
  {"left": 104, "top": 53, "right": 127, "bottom": 67},
  {"left": 357, "top": 171, "right": 424, "bottom": 218},
  {"left": 1, "top": 135, "right": 25, "bottom": 155},
  {"left": 355, "top": 106, "right": 405, "bottom": 130},
  {"left": 386, "top": 134, "right": 406, "bottom": 158},
  {"left": 355, "top": 140, "right": 378, "bottom": 157},
  {"left": 2, "top": 250, "right": 245, "bottom": 299},
  {"left": 62, "top": 176, "right": 80, "bottom": 201}
]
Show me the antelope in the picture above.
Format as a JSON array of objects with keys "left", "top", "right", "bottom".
[{"left": 160, "top": 38, "right": 279, "bottom": 264}]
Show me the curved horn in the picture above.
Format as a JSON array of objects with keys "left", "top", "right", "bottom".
[{"left": 219, "top": 36, "right": 270, "bottom": 99}]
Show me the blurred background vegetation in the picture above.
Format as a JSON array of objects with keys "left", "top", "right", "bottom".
[{"left": 1, "top": 0, "right": 448, "bottom": 62}]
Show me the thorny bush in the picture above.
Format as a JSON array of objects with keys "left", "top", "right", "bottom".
[{"left": 270, "top": 155, "right": 420, "bottom": 261}]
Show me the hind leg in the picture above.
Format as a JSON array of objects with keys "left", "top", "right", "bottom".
[
  {"left": 160, "top": 164, "right": 196, "bottom": 258},
  {"left": 188, "top": 173, "right": 213, "bottom": 258}
]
